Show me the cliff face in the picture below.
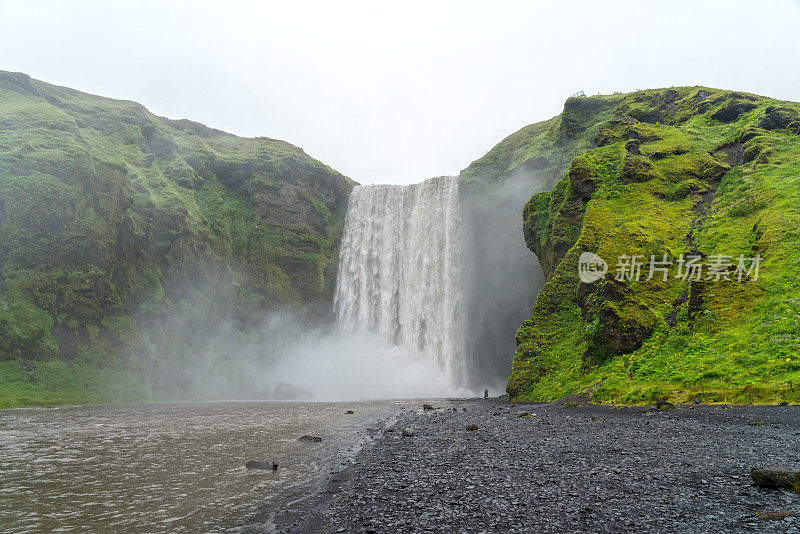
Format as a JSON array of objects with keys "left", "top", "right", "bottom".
[
  {"left": 0, "top": 72, "right": 354, "bottom": 407},
  {"left": 471, "top": 87, "right": 800, "bottom": 404}
]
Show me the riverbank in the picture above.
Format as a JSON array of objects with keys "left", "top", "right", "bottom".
[{"left": 284, "top": 398, "right": 800, "bottom": 533}]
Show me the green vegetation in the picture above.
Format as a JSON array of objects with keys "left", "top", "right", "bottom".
[
  {"left": 0, "top": 71, "right": 354, "bottom": 408},
  {"left": 465, "top": 87, "right": 800, "bottom": 404}
]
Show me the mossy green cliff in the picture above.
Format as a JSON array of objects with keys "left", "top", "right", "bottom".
[
  {"left": 466, "top": 87, "right": 800, "bottom": 404},
  {"left": 0, "top": 72, "right": 354, "bottom": 408}
]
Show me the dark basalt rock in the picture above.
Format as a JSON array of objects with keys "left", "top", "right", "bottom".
[
  {"left": 422, "top": 404, "right": 434, "bottom": 411},
  {"left": 465, "top": 424, "right": 480, "bottom": 431},
  {"left": 246, "top": 460, "right": 278, "bottom": 470},
  {"left": 750, "top": 467, "right": 800, "bottom": 492},
  {"left": 710, "top": 99, "right": 757, "bottom": 122},
  {"left": 298, "top": 435, "right": 323, "bottom": 443},
  {"left": 656, "top": 399, "right": 674, "bottom": 411},
  {"left": 757, "top": 106, "right": 800, "bottom": 130},
  {"left": 345, "top": 410, "right": 354, "bottom": 414},
  {"left": 580, "top": 276, "right": 659, "bottom": 368},
  {"left": 757, "top": 510, "right": 794, "bottom": 521}
]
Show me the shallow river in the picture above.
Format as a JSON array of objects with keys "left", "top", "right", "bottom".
[{"left": 0, "top": 400, "right": 410, "bottom": 532}]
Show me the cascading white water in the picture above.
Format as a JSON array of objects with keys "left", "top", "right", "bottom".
[{"left": 334, "top": 176, "right": 466, "bottom": 387}]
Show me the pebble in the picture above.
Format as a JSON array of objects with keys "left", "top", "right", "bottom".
[{"left": 287, "top": 400, "right": 800, "bottom": 533}]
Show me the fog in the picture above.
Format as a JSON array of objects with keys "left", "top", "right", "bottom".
[
  {"left": 1, "top": 0, "right": 799, "bottom": 184},
  {"left": 130, "top": 258, "right": 468, "bottom": 401}
]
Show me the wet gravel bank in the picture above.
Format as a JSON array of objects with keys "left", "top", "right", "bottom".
[{"left": 287, "top": 399, "right": 800, "bottom": 533}]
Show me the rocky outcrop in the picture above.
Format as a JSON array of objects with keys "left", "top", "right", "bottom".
[{"left": 470, "top": 86, "right": 800, "bottom": 403}]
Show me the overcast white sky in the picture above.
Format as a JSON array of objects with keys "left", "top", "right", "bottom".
[{"left": 1, "top": 1, "right": 799, "bottom": 184}]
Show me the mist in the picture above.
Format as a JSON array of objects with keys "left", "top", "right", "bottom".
[
  {"left": 460, "top": 170, "right": 548, "bottom": 393},
  {"left": 124, "top": 256, "right": 468, "bottom": 401}
]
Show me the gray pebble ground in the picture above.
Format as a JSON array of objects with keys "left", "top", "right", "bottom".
[{"left": 287, "top": 399, "right": 800, "bottom": 533}]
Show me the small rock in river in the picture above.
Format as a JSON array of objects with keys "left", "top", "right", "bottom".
[
  {"left": 517, "top": 411, "right": 532, "bottom": 418},
  {"left": 401, "top": 427, "right": 416, "bottom": 437},
  {"left": 465, "top": 424, "right": 480, "bottom": 431},
  {"left": 298, "top": 435, "right": 323, "bottom": 443},
  {"left": 345, "top": 410, "right": 354, "bottom": 414},
  {"left": 423, "top": 403, "right": 434, "bottom": 411},
  {"left": 245, "top": 460, "right": 278, "bottom": 470},
  {"left": 779, "top": 401, "right": 789, "bottom": 406}
]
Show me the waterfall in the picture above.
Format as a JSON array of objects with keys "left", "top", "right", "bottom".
[{"left": 334, "top": 176, "right": 466, "bottom": 387}]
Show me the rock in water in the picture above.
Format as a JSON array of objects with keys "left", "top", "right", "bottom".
[
  {"left": 465, "top": 424, "right": 480, "bottom": 431},
  {"left": 750, "top": 468, "right": 800, "bottom": 492},
  {"left": 298, "top": 435, "right": 323, "bottom": 443},
  {"left": 401, "top": 427, "right": 416, "bottom": 437},
  {"left": 246, "top": 460, "right": 278, "bottom": 470},
  {"left": 345, "top": 410, "right": 354, "bottom": 414},
  {"left": 517, "top": 411, "right": 532, "bottom": 418},
  {"left": 423, "top": 404, "right": 434, "bottom": 411}
]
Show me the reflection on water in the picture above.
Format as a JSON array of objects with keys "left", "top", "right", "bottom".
[{"left": 0, "top": 401, "right": 407, "bottom": 532}]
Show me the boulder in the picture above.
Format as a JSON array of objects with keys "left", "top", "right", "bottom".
[
  {"left": 757, "top": 107, "right": 800, "bottom": 130},
  {"left": 401, "top": 427, "right": 416, "bottom": 438},
  {"left": 246, "top": 460, "right": 278, "bottom": 470},
  {"left": 751, "top": 468, "right": 800, "bottom": 492},
  {"left": 656, "top": 399, "right": 674, "bottom": 411},
  {"left": 710, "top": 99, "right": 757, "bottom": 122},
  {"left": 422, "top": 403, "right": 434, "bottom": 411},
  {"left": 757, "top": 511, "right": 794, "bottom": 521}
]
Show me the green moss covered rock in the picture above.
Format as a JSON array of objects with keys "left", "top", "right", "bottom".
[
  {"left": 469, "top": 86, "right": 800, "bottom": 404},
  {"left": 0, "top": 71, "right": 354, "bottom": 407}
]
